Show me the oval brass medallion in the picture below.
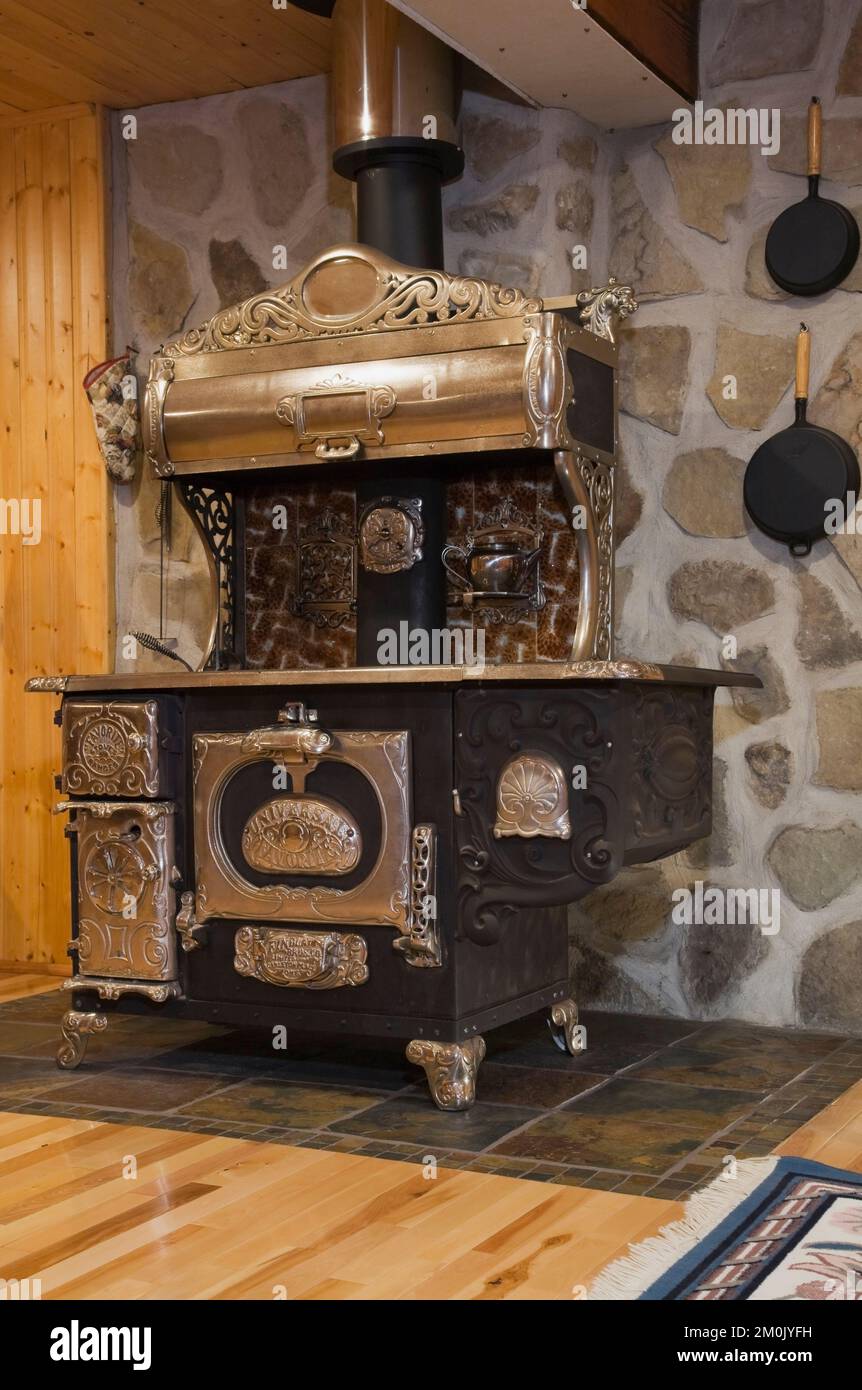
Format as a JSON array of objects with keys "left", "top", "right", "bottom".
[{"left": 241, "top": 796, "right": 361, "bottom": 875}]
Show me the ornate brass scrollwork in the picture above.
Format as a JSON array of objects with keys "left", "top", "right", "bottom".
[
  {"left": 57, "top": 1010, "right": 107, "bottom": 1070},
  {"left": 393, "top": 825, "right": 441, "bottom": 968},
  {"left": 55, "top": 801, "right": 180, "bottom": 985},
  {"left": 62, "top": 700, "right": 160, "bottom": 797},
  {"left": 234, "top": 925, "right": 368, "bottom": 989},
  {"left": 242, "top": 796, "right": 361, "bottom": 875},
  {"left": 191, "top": 721, "right": 411, "bottom": 930},
  {"left": 358, "top": 497, "right": 424, "bottom": 574},
  {"left": 406, "top": 1037, "right": 486, "bottom": 1111},
  {"left": 575, "top": 278, "right": 638, "bottom": 345},
  {"left": 62, "top": 976, "right": 182, "bottom": 1003}
]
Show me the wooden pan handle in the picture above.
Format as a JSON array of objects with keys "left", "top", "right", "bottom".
[
  {"left": 796, "top": 323, "right": 811, "bottom": 399},
  {"left": 808, "top": 97, "right": 822, "bottom": 177}
]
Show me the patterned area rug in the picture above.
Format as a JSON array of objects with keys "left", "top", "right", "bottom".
[{"left": 591, "top": 1156, "right": 862, "bottom": 1300}]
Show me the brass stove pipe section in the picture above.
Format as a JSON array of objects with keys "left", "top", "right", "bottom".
[{"left": 332, "top": 0, "right": 457, "bottom": 148}]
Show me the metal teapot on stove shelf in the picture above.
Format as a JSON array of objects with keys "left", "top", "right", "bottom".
[{"left": 442, "top": 502, "right": 543, "bottom": 607}]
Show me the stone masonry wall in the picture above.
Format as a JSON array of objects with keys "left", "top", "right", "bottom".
[
  {"left": 111, "top": 0, "right": 862, "bottom": 1031},
  {"left": 571, "top": 0, "right": 862, "bottom": 1034}
]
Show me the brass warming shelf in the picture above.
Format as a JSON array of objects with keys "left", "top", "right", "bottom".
[{"left": 142, "top": 242, "right": 634, "bottom": 667}]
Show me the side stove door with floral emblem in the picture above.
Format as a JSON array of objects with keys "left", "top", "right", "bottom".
[
  {"left": 56, "top": 801, "right": 180, "bottom": 984},
  {"left": 62, "top": 700, "right": 161, "bottom": 797}
]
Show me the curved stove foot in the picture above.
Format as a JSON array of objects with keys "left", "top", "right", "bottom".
[
  {"left": 57, "top": 1009, "right": 107, "bottom": 1069},
  {"left": 406, "top": 1036, "right": 486, "bottom": 1110},
  {"left": 548, "top": 998, "right": 585, "bottom": 1055}
]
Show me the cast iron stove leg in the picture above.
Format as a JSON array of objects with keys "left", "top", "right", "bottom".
[
  {"left": 548, "top": 998, "right": 585, "bottom": 1056},
  {"left": 57, "top": 1009, "right": 107, "bottom": 1069},
  {"left": 406, "top": 1036, "right": 486, "bottom": 1111}
]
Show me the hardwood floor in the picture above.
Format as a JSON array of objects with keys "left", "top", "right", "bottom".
[
  {"left": 0, "top": 971, "right": 58, "bottom": 1001},
  {"left": 0, "top": 973, "right": 860, "bottom": 1300},
  {"left": 0, "top": 1110, "right": 683, "bottom": 1299}
]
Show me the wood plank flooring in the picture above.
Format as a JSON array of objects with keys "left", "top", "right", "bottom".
[
  {"left": 0, "top": 1110, "right": 683, "bottom": 1299},
  {"left": 0, "top": 974, "right": 860, "bottom": 1300},
  {"left": 0, "top": 972, "right": 59, "bottom": 1002}
]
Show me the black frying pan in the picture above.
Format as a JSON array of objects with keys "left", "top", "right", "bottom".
[
  {"left": 744, "top": 325, "right": 859, "bottom": 556},
  {"left": 765, "top": 98, "right": 859, "bottom": 295}
]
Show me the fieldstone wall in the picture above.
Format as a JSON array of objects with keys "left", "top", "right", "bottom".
[
  {"left": 111, "top": 0, "right": 862, "bottom": 1032},
  {"left": 570, "top": 0, "right": 862, "bottom": 1034}
]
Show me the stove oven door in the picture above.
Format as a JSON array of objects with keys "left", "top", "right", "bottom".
[{"left": 187, "top": 704, "right": 436, "bottom": 986}]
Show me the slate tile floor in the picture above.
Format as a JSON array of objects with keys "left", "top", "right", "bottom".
[{"left": 1, "top": 990, "right": 860, "bottom": 1194}]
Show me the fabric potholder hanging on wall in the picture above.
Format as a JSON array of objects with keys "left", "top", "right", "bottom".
[{"left": 83, "top": 352, "right": 141, "bottom": 483}]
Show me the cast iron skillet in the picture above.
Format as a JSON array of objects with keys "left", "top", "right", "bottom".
[
  {"left": 744, "top": 325, "right": 859, "bottom": 556},
  {"left": 765, "top": 98, "right": 859, "bottom": 296}
]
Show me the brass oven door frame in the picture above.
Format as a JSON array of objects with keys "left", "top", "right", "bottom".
[{"left": 192, "top": 728, "right": 412, "bottom": 930}]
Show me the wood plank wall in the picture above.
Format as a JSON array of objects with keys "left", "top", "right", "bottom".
[{"left": 0, "top": 102, "right": 113, "bottom": 970}]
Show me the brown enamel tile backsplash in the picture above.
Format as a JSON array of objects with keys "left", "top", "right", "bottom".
[{"left": 244, "top": 465, "right": 582, "bottom": 669}]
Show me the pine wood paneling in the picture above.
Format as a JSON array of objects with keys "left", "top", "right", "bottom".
[
  {"left": 0, "top": 104, "right": 112, "bottom": 968},
  {"left": 0, "top": 1, "right": 332, "bottom": 113}
]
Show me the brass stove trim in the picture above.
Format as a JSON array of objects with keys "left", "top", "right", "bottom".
[
  {"left": 191, "top": 723, "right": 411, "bottom": 930},
  {"left": 233, "top": 925, "right": 369, "bottom": 990},
  {"left": 61, "top": 699, "right": 160, "bottom": 797},
  {"left": 57, "top": 1010, "right": 107, "bottom": 1070},
  {"left": 393, "top": 824, "right": 441, "bottom": 968},
  {"left": 493, "top": 754, "right": 572, "bottom": 841},
  {"left": 555, "top": 447, "right": 614, "bottom": 662},
  {"left": 30, "top": 661, "right": 754, "bottom": 694},
  {"left": 358, "top": 496, "right": 424, "bottom": 574},
  {"left": 143, "top": 244, "right": 632, "bottom": 483},
  {"left": 56, "top": 800, "right": 180, "bottom": 985},
  {"left": 62, "top": 975, "right": 183, "bottom": 1003},
  {"left": 161, "top": 243, "right": 542, "bottom": 357},
  {"left": 574, "top": 279, "right": 639, "bottom": 345},
  {"left": 548, "top": 998, "right": 585, "bottom": 1055},
  {"left": 241, "top": 794, "right": 361, "bottom": 876},
  {"left": 144, "top": 358, "right": 174, "bottom": 476},
  {"left": 27, "top": 674, "right": 69, "bottom": 693},
  {"left": 406, "top": 1037, "right": 486, "bottom": 1111},
  {"left": 275, "top": 371, "right": 397, "bottom": 461}
]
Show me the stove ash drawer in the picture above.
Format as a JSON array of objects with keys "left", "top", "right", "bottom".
[
  {"left": 57, "top": 800, "right": 180, "bottom": 985},
  {"left": 61, "top": 699, "right": 162, "bottom": 797}
]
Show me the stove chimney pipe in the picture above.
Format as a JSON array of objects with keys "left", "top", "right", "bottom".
[{"left": 297, "top": 0, "right": 464, "bottom": 268}]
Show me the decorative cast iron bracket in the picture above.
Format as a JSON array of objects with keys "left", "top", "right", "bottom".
[{"left": 177, "top": 481, "right": 245, "bottom": 670}]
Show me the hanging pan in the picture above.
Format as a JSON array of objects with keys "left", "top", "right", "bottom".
[
  {"left": 744, "top": 324, "right": 859, "bottom": 557},
  {"left": 765, "top": 97, "right": 859, "bottom": 295}
]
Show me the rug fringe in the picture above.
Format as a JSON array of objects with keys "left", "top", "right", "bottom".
[{"left": 589, "top": 1156, "right": 779, "bottom": 1300}]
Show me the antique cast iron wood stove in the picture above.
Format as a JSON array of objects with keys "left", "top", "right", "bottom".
[{"left": 28, "top": 0, "right": 757, "bottom": 1109}]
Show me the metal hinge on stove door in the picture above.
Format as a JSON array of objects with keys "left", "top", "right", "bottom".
[
  {"left": 176, "top": 890, "right": 207, "bottom": 953},
  {"left": 393, "top": 824, "right": 441, "bottom": 968}
]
